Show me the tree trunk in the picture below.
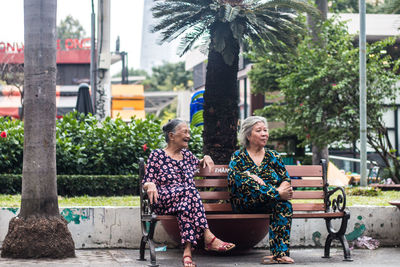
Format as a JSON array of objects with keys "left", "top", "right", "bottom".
[
  {"left": 307, "top": 0, "right": 328, "bottom": 43},
  {"left": 308, "top": 0, "right": 329, "bottom": 164},
  {"left": 1, "top": 0, "right": 75, "bottom": 258},
  {"left": 312, "top": 143, "right": 329, "bottom": 165},
  {"left": 203, "top": 24, "right": 240, "bottom": 164}
]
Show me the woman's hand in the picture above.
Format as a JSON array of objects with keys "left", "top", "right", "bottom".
[
  {"left": 249, "top": 174, "right": 266, "bottom": 186},
  {"left": 144, "top": 182, "right": 158, "bottom": 204},
  {"left": 201, "top": 155, "right": 214, "bottom": 171},
  {"left": 277, "top": 181, "right": 293, "bottom": 200}
]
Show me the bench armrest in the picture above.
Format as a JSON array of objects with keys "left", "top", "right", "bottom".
[
  {"left": 139, "top": 157, "right": 154, "bottom": 218},
  {"left": 325, "top": 186, "right": 347, "bottom": 212}
]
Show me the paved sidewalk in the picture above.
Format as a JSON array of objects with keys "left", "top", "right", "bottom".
[{"left": 0, "top": 247, "right": 399, "bottom": 266}]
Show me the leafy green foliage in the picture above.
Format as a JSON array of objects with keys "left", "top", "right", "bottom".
[
  {"left": 188, "top": 126, "right": 204, "bottom": 159},
  {"left": 55, "top": 112, "right": 164, "bottom": 175},
  {"left": 112, "top": 68, "right": 149, "bottom": 78},
  {"left": 0, "top": 117, "right": 24, "bottom": 174},
  {"left": 0, "top": 112, "right": 204, "bottom": 175},
  {"left": 57, "top": 15, "right": 86, "bottom": 40},
  {"left": 143, "top": 61, "right": 193, "bottom": 91},
  {"left": 345, "top": 186, "right": 381, "bottom": 197},
  {"left": 0, "top": 174, "right": 139, "bottom": 196},
  {"left": 152, "top": 0, "right": 318, "bottom": 65},
  {"left": 249, "top": 17, "right": 400, "bottom": 182},
  {"left": 250, "top": 17, "right": 400, "bottom": 148}
]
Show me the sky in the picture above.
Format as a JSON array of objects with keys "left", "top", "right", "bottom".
[{"left": 0, "top": 0, "right": 145, "bottom": 73}]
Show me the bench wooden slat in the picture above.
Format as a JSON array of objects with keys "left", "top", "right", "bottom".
[
  {"left": 286, "top": 165, "right": 323, "bottom": 177},
  {"left": 199, "top": 191, "right": 230, "bottom": 200},
  {"left": 195, "top": 178, "right": 324, "bottom": 188},
  {"left": 203, "top": 203, "right": 325, "bottom": 212},
  {"left": 155, "top": 212, "right": 344, "bottom": 220},
  {"left": 204, "top": 203, "right": 232, "bottom": 212},
  {"left": 199, "top": 191, "right": 324, "bottom": 200},
  {"left": 293, "top": 212, "right": 344, "bottom": 218},
  {"left": 291, "top": 179, "right": 323, "bottom": 187},
  {"left": 196, "top": 165, "right": 323, "bottom": 178},
  {"left": 197, "top": 166, "right": 229, "bottom": 176},
  {"left": 292, "top": 203, "right": 325, "bottom": 211},
  {"left": 206, "top": 214, "right": 270, "bottom": 219},
  {"left": 195, "top": 179, "right": 228, "bottom": 187},
  {"left": 293, "top": 191, "right": 324, "bottom": 199}
]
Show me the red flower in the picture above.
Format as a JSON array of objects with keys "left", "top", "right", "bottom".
[
  {"left": 56, "top": 115, "right": 63, "bottom": 119},
  {"left": 306, "top": 134, "right": 311, "bottom": 140},
  {"left": 0, "top": 131, "right": 7, "bottom": 138},
  {"left": 142, "top": 144, "right": 148, "bottom": 151},
  {"left": 332, "top": 83, "right": 337, "bottom": 87},
  {"left": 299, "top": 103, "right": 304, "bottom": 107}
]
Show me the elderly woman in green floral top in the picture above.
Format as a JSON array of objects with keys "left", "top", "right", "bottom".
[{"left": 228, "top": 116, "right": 294, "bottom": 264}]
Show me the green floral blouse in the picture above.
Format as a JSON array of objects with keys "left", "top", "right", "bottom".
[{"left": 227, "top": 148, "right": 291, "bottom": 212}]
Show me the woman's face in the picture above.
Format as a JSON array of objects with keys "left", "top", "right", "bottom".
[
  {"left": 247, "top": 121, "right": 269, "bottom": 148},
  {"left": 169, "top": 123, "right": 191, "bottom": 149}
]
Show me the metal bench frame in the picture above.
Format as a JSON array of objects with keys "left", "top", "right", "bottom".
[{"left": 137, "top": 158, "right": 352, "bottom": 267}]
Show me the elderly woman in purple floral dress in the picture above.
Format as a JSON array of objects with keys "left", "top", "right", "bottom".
[{"left": 142, "top": 119, "right": 235, "bottom": 267}]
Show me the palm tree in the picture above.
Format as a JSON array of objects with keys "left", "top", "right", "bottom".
[
  {"left": 1, "top": 0, "right": 75, "bottom": 258},
  {"left": 152, "top": 0, "right": 318, "bottom": 163}
]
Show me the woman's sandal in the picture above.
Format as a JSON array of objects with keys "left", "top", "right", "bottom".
[
  {"left": 204, "top": 236, "right": 236, "bottom": 252},
  {"left": 261, "top": 255, "right": 294, "bottom": 264},
  {"left": 182, "top": 255, "right": 196, "bottom": 267}
]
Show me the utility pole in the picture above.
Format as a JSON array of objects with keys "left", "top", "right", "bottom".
[
  {"left": 90, "top": 0, "right": 96, "bottom": 113},
  {"left": 96, "top": 0, "right": 111, "bottom": 120},
  {"left": 359, "top": 0, "right": 367, "bottom": 186}
]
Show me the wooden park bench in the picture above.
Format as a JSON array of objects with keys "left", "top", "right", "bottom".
[{"left": 138, "top": 159, "right": 352, "bottom": 266}]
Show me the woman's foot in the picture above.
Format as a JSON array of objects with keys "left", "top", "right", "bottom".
[
  {"left": 261, "top": 255, "right": 294, "bottom": 264},
  {"left": 182, "top": 255, "right": 196, "bottom": 267},
  {"left": 204, "top": 235, "right": 235, "bottom": 252}
]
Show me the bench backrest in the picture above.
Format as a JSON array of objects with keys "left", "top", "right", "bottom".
[
  {"left": 139, "top": 158, "right": 328, "bottom": 214},
  {"left": 195, "top": 163, "right": 328, "bottom": 213}
]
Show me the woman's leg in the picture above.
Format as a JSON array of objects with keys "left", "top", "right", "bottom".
[
  {"left": 269, "top": 200, "right": 293, "bottom": 259},
  {"left": 183, "top": 242, "right": 195, "bottom": 267}
]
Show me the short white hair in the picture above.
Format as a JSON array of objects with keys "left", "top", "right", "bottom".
[{"left": 238, "top": 116, "right": 268, "bottom": 148}]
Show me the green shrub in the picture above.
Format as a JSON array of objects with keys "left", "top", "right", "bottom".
[
  {"left": 0, "top": 174, "right": 22, "bottom": 194},
  {"left": 345, "top": 186, "right": 381, "bottom": 197},
  {"left": 56, "top": 112, "right": 165, "bottom": 175},
  {"left": 0, "top": 174, "right": 139, "bottom": 196},
  {"left": 188, "top": 126, "right": 203, "bottom": 159},
  {"left": 0, "top": 117, "right": 24, "bottom": 174},
  {"left": 0, "top": 112, "right": 205, "bottom": 175}
]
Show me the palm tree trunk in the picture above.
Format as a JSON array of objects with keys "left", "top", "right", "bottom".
[
  {"left": 1, "top": 0, "right": 75, "bottom": 258},
  {"left": 203, "top": 24, "right": 240, "bottom": 164}
]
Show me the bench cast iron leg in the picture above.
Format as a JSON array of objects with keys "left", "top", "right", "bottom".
[
  {"left": 137, "top": 219, "right": 159, "bottom": 267},
  {"left": 323, "top": 211, "right": 353, "bottom": 261}
]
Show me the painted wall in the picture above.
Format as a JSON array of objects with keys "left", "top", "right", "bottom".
[{"left": 0, "top": 206, "right": 399, "bottom": 249}]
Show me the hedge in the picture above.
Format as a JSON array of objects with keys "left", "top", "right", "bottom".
[
  {"left": 0, "top": 174, "right": 140, "bottom": 196},
  {"left": 0, "top": 112, "right": 204, "bottom": 175}
]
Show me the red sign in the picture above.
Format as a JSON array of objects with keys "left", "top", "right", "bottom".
[{"left": 0, "top": 38, "right": 91, "bottom": 54}]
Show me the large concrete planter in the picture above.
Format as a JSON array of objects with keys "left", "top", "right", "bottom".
[{"left": 161, "top": 217, "right": 270, "bottom": 250}]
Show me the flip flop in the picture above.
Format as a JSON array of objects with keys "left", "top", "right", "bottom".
[
  {"left": 261, "top": 256, "right": 294, "bottom": 264},
  {"left": 204, "top": 236, "right": 236, "bottom": 252},
  {"left": 182, "top": 255, "right": 196, "bottom": 267}
]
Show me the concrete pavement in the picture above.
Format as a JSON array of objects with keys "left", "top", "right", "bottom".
[{"left": 0, "top": 247, "right": 399, "bottom": 266}]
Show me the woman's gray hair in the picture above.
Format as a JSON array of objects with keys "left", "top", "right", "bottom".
[
  {"left": 162, "top": 119, "right": 186, "bottom": 143},
  {"left": 238, "top": 116, "right": 268, "bottom": 148}
]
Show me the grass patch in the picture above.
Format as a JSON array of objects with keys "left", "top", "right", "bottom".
[
  {"left": 0, "top": 190, "right": 399, "bottom": 208},
  {"left": 0, "top": 195, "right": 140, "bottom": 208}
]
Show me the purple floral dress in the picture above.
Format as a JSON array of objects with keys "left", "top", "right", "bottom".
[{"left": 142, "top": 149, "right": 209, "bottom": 246}]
